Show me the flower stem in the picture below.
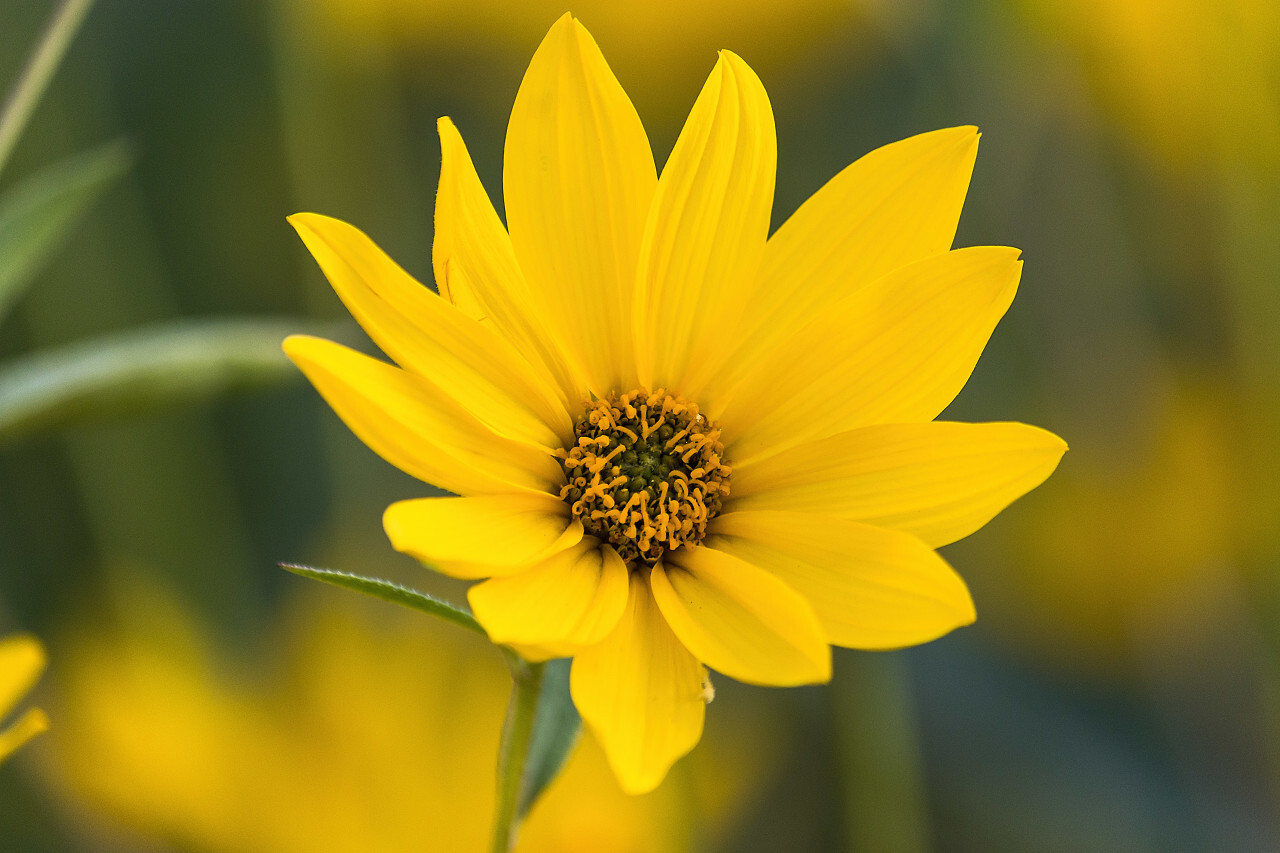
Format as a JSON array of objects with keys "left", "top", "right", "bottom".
[
  {"left": 0, "top": 0, "right": 96, "bottom": 180},
  {"left": 491, "top": 658, "right": 544, "bottom": 853}
]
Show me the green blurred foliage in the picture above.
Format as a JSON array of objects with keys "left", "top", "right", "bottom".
[{"left": 1, "top": 0, "right": 1279, "bottom": 851}]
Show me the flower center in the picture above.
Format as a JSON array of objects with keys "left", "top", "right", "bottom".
[{"left": 557, "top": 389, "right": 731, "bottom": 566}]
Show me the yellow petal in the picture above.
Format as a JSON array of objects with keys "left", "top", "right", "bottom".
[
  {"left": 635, "top": 50, "right": 776, "bottom": 399},
  {"left": 504, "top": 13, "right": 656, "bottom": 395},
  {"left": 284, "top": 335, "right": 563, "bottom": 496},
  {"left": 570, "top": 571, "right": 705, "bottom": 794},
  {"left": 0, "top": 707, "right": 48, "bottom": 764},
  {"left": 0, "top": 634, "right": 45, "bottom": 719},
  {"left": 653, "top": 547, "right": 830, "bottom": 686},
  {"left": 434, "top": 117, "right": 583, "bottom": 402},
  {"left": 728, "top": 421, "right": 1068, "bottom": 548},
  {"left": 723, "top": 246, "right": 1023, "bottom": 464},
  {"left": 708, "top": 511, "right": 975, "bottom": 649},
  {"left": 289, "top": 212, "right": 572, "bottom": 448},
  {"left": 726, "top": 127, "right": 980, "bottom": 393},
  {"left": 468, "top": 540, "right": 629, "bottom": 651},
  {"left": 383, "top": 494, "right": 581, "bottom": 579}
]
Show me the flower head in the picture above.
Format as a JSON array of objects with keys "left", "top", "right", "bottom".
[
  {"left": 0, "top": 633, "right": 48, "bottom": 763},
  {"left": 284, "top": 13, "right": 1066, "bottom": 793}
]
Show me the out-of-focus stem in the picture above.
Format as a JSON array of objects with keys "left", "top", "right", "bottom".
[
  {"left": 832, "top": 650, "right": 932, "bottom": 853},
  {"left": 0, "top": 0, "right": 96, "bottom": 179}
]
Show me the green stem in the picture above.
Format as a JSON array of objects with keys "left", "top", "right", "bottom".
[
  {"left": 0, "top": 0, "right": 96, "bottom": 179},
  {"left": 832, "top": 651, "right": 930, "bottom": 853},
  {"left": 491, "top": 659, "right": 544, "bottom": 853}
]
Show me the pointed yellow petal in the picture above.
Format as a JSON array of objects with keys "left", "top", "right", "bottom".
[
  {"left": 0, "top": 707, "right": 48, "bottom": 764},
  {"left": 635, "top": 51, "right": 776, "bottom": 398},
  {"left": 723, "top": 246, "right": 1022, "bottom": 464},
  {"left": 504, "top": 14, "right": 656, "bottom": 395},
  {"left": 289, "top": 213, "right": 572, "bottom": 448},
  {"left": 571, "top": 572, "right": 705, "bottom": 794},
  {"left": 0, "top": 634, "right": 45, "bottom": 719},
  {"left": 284, "top": 335, "right": 563, "bottom": 496},
  {"left": 382, "top": 493, "right": 581, "bottom": 579},
  {"left": 728, "top": 421, "right": 1068, "bottom": 548},
  {"left": 653, "top": 547, "right": 830, "bottom": 686},
  {"left": 733, "top": 127, "right": 979, "bottom": 372},
  {"left": 434, "top": 117, "right": 583, "bottom": 402},
  {"left": 708, "top": 511, "right": 975, "bottom": 649},
  {"left": 468, "top": 540, "right": 629, "bottom": 651}
]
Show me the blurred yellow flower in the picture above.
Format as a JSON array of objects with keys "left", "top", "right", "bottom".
[
  {"left": 1015, "top": 0, "right": 1280, "bottom": 172},
  {"left": 47, "top": 582, "right": 771, "bottom": 852},
  {"left": 294, "top": 0, "right": 855, "bottom": 118},
  {"left": 996, "top": 379, "right": 1250, "bottom": 673},
  {"left": 285, "top": 14, "right": 1066, "bottom": 793},
  {"left": 0, "top": 633, "right": 48, "bottom": 763}
]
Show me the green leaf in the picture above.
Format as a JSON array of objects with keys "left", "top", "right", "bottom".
[
  {"left": 0, "top": 140, "right": 131, "bottom": 324},
  {"left": 517, "top": 658, "right": 582, "bottom": 818},
  {"left": 0, "top": 317, "right": 306, "bottom": 443},
  {"left": 280, "top": 563, "right": 488, "bottom": 637}
]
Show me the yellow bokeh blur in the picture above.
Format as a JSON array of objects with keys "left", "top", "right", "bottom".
[
  {"left": 44, "top": 574, "right": 772, "bottom": 852},
  {"left": 288, "top": 0, "right": 858, "bottom": 122},
  {"left": 1013, "top": 0, "right": 1280, "bottom": 173}
]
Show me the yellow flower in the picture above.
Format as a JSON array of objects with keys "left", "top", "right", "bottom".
[
  {"left": 284, "top": 13, "right": 1067, "bottom": 793},
  {"left": 0, "top": 633, "right": 48, "bottom": 763}
]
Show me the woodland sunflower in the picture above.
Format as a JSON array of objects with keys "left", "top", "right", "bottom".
[
  {"left": 284, "top": 13, "right": 1066, "bottom": 794},
  {"left": 0, "top": 633, "right": 48, "bottom": 763}
]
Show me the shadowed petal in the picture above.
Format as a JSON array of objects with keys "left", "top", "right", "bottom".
[
  {"left": 653, "top": 546, "right": 830, "bottom": 686},
  {"left": 708, "top": 511, "right": 975, "bottom": 648},
  {"left": 571, "top": 571, "right": 706, "bottom": 795},
  {"left": 0, "top": 708, "right": 48, "bottom": 763},
  {"left": 468, "top": 540, "right": 629, "bottom": 652}
]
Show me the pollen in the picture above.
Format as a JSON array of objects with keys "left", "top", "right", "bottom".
[{"left": 556, "top": 389, "right": 731, "bottom": 566}]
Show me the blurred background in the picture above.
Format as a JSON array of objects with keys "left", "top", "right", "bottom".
[{"left": 2, "top": 0, "right": 1278, "bottom": 850}]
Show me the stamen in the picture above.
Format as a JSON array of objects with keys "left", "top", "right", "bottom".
[{"left": 555, "top": 389, "right": 731, "bottom": 566}]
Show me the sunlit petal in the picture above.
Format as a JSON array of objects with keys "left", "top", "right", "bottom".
[
  {"left": 434, "top": 117, "right": 582, "bottom": 401},
  {"left": 634, "top": 50, "right": 775, "bottom": 398},
  {"left": 383, "top": 493, "right": 581, "bottom": 579},
  {"left": 0, "top": 634, "right": 45, "bottom": 720},
  {"left": 505, "top": 13, "right": 656, "bottom": 395},
  {"left": 289, "top": 212, "right": 572, "bottom": 448},
  {"left": 284, "top": 335, "right": 563, "bottom": 496},
  {"left": 723, "top": 246, "right": 1022, "bottom": 463},
  {"left": 715, "top": 127, "right": 980, "bottom": 412},
  {"left": 729, "top": 421, "right": 1068, "bottom": 547}
]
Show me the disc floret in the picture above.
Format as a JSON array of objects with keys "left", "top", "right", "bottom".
[{"left": 557, "top": 390, "right": 731, "bottom": 565}]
